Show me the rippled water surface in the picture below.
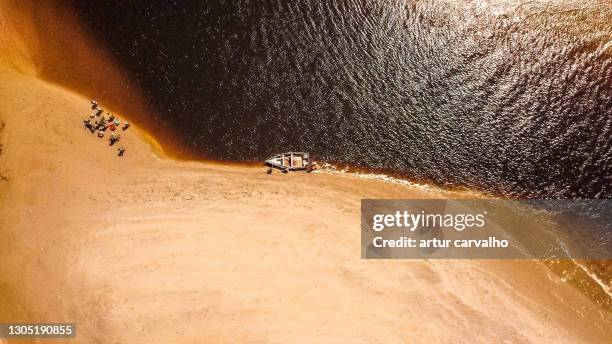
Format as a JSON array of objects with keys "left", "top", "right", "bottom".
[{"left": 69, "top": 0, "right": 611, "bottom": 198}]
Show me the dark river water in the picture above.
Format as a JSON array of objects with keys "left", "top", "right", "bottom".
[{"left": 68, "top": 0, "right": 611, "bottom": 198}]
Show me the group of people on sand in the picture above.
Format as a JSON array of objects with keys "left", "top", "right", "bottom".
[{"left": 83, "top": 100, "right": 129, "bottom": 156}]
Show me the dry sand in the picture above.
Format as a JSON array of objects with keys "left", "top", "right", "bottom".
[{"left": 0, "top": 1, "right": 611, "bottom": 343}]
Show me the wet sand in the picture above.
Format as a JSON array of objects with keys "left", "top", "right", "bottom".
[{"left": 0, "top": 1, "right": 611, "bottom": 343}]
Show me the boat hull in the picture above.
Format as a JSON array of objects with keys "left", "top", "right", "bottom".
[{"left": 265, "top": 152, "right": 313, "bottom": 172}]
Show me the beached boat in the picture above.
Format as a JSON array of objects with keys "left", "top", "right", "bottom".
[{"left": 265, "top": 152, "right": 315, "bottom": 173}]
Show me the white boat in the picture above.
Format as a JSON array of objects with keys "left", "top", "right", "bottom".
[{"left": 265, "top": 152, "right": 316, "bottom": 173}]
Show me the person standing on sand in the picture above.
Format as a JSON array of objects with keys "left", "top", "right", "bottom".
[
  {"left": 97, "top": 115, "right": 107, "bottom": 131},
  {"left": 109, "top": 133, "right": 121, "bottom": 145},
  {"left": 118, "top": 147, "right": 125, "bottom": 156},
  {"left": 84, "top": 118, "right": 95, "bottom": 133}
]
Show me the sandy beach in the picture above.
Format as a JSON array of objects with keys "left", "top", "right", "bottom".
[{"left": 0, "top": 1, "right": 611, "bottom": 343}]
